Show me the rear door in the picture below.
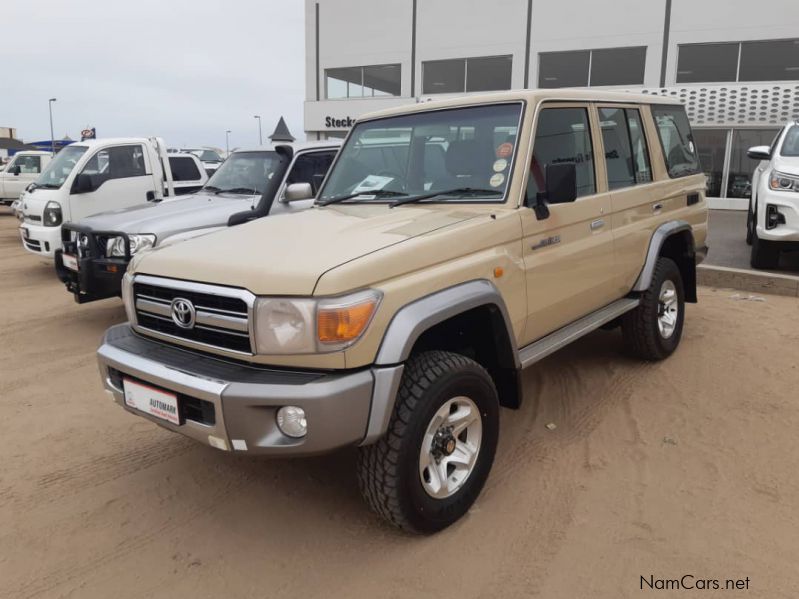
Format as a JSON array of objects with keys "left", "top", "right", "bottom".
[
  {"left": 270, "top": 149, "right": 338, "bottom": 215},
  {"left": 68, "top": 144, "right": 154, "bottom": 220},
  {"left": 520, "top": 103, "right": 618, "bottom": 344}
]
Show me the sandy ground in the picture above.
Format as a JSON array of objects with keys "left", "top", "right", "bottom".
[{"left": 1, "top": 210, "right": 798, "bottom": 599}]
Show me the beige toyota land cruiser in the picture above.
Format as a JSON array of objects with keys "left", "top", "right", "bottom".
[{"left": 97, "top": 90, "right": 708, "bottom": 533}]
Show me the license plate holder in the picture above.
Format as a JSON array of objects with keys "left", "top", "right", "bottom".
[
  {"left": 62, "top": 253, "right": 78, "bottom": 271},
  {"left": 123, "top": 378, "right": 181, "bottom": 425}
]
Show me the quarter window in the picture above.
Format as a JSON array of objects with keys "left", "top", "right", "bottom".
[
  {"left": 326, "top": 64, "right": 401, "bottom": 99},
  {"left": 652, "top": 105, "right": 701, "bottom": 178},
  {"left": 528, "top": 107, "right": 595, "bottom": 201},
  {"left": 422, "top": 56, "right": 513, "bottom": 94}
]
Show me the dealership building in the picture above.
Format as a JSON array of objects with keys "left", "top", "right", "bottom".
[{"left": 304, "top": 0, "right": 799, "bottom": 207}]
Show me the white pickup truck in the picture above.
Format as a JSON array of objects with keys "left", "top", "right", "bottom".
[
  {"left": 17, "top": 137, "right": 206, "bottom": 259},
  {"left": 1, "top": 151, "right": 52, "bottom": 205}
]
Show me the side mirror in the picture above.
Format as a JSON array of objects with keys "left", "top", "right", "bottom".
[
  {"left": 747, "top": 145, "right": 771, "bottom": 161},
  {"left": 72, "top": 173, "right": 96, "bottom": 194},
  {"left": 283, "top": 182, "right": 314, "bottom": 203},
  {"left": 8, "top": 165, "right": 21, "bottom": 175},
  {"left": 532, "top": 163, "right": 577, "bottom": 220}
]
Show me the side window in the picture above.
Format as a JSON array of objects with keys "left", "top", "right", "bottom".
[
  {"left": 528, "top": 107, "right": 595, "bottom": 202},
  {"left": 598, "top": 107, "right": 653, "bottom": 190},
  {"left": 652, "top": 105, "right": 701, "bottom": 178},
  {"left": 15, "top": 155, "right": 42, "bottom": 173},
  {"left": 286, "top": 151, "right": 337, "bottom": 194},
  {"left": 168, "top": 156, "right": 202, "bottom": 182},
  {"left": 81, "top": 145, "right": 147, "bottom": 182}
]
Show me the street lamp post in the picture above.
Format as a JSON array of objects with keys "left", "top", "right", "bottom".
[
  {"left": 48, "top": 98, "right": 57, "bottom": 156},
  {"left": 225, "top": 130, "right": 231, "bottom": 156},
  {"left": 254, "top": 115, "right": 262, "bottom": 145}
]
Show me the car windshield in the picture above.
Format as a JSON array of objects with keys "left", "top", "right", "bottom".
[
  {"left": 192, "top": 149, "right": 222, "bottom": 162},
  {"left": 318, "top": 103, "right": 523, "bottom": 204},
  {"left": 780, "top": 126, "right": 799, "bottom": 157},
  {"left": 202, "top": 151, "right": 280, "bottom": 195},
  {"left": 34, "top": 145, "right": 87, "bottom": 189}
]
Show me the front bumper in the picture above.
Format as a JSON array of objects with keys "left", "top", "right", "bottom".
[
  {"left": 55, "top": 249, "right": 126, "bottom": 303},
  {"left": 19, "top": 222, "right": 61, "bottom": 257},
  {"left": 97, "top": 325, "right": 403, "bottom": 456}
]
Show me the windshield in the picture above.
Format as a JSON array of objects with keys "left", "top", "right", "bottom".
[
  {"left": 191, "top": 149, "right": 222, "bottom": 162},
  {"left": 202, "top": 151, "right": 280, "bottom": 195},
  {"left": 781, "top": 126, "right": 799, "bottom": 157},
  {"left": 319, "top": 103, "right": 523, "bottom": 204},
  {"left": 34, "top": 145, "right": 87, "bottom": 189}
]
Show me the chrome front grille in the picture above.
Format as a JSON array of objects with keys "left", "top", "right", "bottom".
[{"left": 132, "top": 275, "right": 254, "bottom": 354}]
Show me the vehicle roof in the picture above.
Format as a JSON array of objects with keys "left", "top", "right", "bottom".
[
  {"left": 11, "top": 150, "right": 51, "bottom": 156},
  {"left": 231, "top": 140, "right": 342, "bottom": 154},
  {"left": 67, "top": 137, "right": 155, "bottom": 147},
  {"left": 359, "top": 88, "right": 683, "bottom": 122}
]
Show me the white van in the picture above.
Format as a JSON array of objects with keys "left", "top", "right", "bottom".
[
  {"left": 17, "top": 138, "right": 206, "bottom": 259},
  {"left": 0, "top": 151, "right": 52, "bottom": 205}
]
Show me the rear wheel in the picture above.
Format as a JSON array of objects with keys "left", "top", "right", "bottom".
[
  {"left": 622, "top": 257, "right": 685, "bottom": 361},
  {"left": 750, "top": 229, "right": 780, "bottom": 270},
  {"left": 357, "top": 350, "right": 499, "bottom": 534}
]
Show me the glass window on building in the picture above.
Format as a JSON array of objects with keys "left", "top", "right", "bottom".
[
  {"left": 739, "top": 39, "right": 799, "bottom": 82},
  {"left": 326, "top": 64, "right": 401, "bottom": 99},
  {"left": 727, "top": 129, "right": 780, "bottom": 199},
  {"left": 692, "top": 129, "right": 728, "bottom": 198},
  {"left": 423, "top": 59, "right": 466, "bottom": 94},
  {"left": 676, "top": 43, "right": 739, "bottom": 83},
  {"left": 538, "top": 50, "right": 590, "bottom": 88},
  {"left": 466, "top": 56, "right": 513, "bottom": 92},
  {"left": 590, "top": 47, "right": 647, "bottom": 86}
]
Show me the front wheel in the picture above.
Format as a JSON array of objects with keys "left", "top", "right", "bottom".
[
  {"left": 357, "top": 351, "right": 499, "bottom": 534},
  {"left": 622, "top": 257, "right": 685, "bottom": 361},
  {"left": 750, "top": 229, "right": 780, "bottom": 270}
]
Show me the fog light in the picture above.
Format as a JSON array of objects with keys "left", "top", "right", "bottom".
[
  {"left": 277, "top": 406, "right": 307, "bottom": 438},
  {"left": 766, "top": 205, "right": 786, "bottom": 230}
]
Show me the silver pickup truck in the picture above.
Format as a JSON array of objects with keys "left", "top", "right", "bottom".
[{"left": 56, "top": 141, "right": 340, "bottom": 303}]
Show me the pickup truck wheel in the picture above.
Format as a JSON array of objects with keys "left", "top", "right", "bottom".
[
  {"left": 746, "top": 200, "right": 754, "bottom": 245},
  {"left": 357, "top": 350, "right": 499, "bottom": 534},
  {"left": 622, "top": 257, "right": 684, "bottom": 361},
  {"left": 750, "top": 229, "right": 779, "bottom": 270}
]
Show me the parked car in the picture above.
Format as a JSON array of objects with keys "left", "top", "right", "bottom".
[
  {"left": 746, "top": 123, "right": 799, "bottom": 269},
  {"left": 0, "top": 151, "right": 52, "bottom": 205},
  {"left": 179, "top": 147, "right": 224, "bottom": 176},
  {"left": 17, "top": 138, "right": 206, "bottom": 260},
  {"left": 56, "top": 141, "right": 340, "bottom": 303},
  {"left": 96, "top": 90, "right": 708, "bottom": 533}
]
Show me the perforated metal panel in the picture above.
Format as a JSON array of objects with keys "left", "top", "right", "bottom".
[{"left": 638, "top": 83, "right": 799, "bottom": 127}]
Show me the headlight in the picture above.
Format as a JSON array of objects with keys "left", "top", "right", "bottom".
[
  {"left": 43, "top": 201, "right": 62, "bottom": 227},
  {"left": 769, "top": 171, "right": 799, "bottom": 192},
  {"left": 106, "top": 234, "right": 156, "bottom": 257},
  {"left": 253, "top": 289, "right": 381, "bottom": 354},
  {"left": 121, "top": 272, "right": 137, "bottom": 324}
]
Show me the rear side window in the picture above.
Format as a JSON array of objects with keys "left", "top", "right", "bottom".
[
  {"left": 599, "top": 107, "right": 653, "bottom": 190},
  {"left": 285, "top": 151, "right": 337, "bottom": 194},
  {"left": 169, "top": 156, "right": 202, "bottom": 181},
  {"left": 528, "top": 107, "right": 595, "bottom": 201},
  {"left": 652, "top": 105, "right": 701, "bottom": 178}
]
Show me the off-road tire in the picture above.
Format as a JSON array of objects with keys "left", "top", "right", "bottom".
[
  {"left": 622, "top": 257, "right": 684, "bottom": 361},
  {"left": 357, "top": 350, "right": 499, "bottom": 534},
  {"left": 750, "top": 229, "right": 780, "bottom": 270}
]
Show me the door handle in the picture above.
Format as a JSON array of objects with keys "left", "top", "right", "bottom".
[
  {"left": 590, "top": 219, "right": 605, "bottom": 231},
  {"left": 146, "top": 191, "right": 156, "bottom": 202},
  {"left": 652, "top": 203, "right": 663, "bottom": 213}
]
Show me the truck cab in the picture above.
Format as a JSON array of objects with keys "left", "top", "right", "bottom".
[
  {"left": 17, "top": 137, "right": 205, "bottom": 260},
  {"left": 0, "top": 151, "right": 52, "bottom": 205},
  {"left": 56, "top": 141, "right": 340, "bottom": 303}
]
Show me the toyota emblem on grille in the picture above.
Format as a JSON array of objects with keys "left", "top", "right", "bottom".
[{"left": 170, "top": 297, "right": 196, "bottom": 329}]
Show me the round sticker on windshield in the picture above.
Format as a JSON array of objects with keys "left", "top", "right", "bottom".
[
  {"left": 496, "top": 143, "right": 513, "bottom": 158},
  {"left": 493, "top": 158, "right": 508, "bottom": 172},
  {"left": 490, "top": 173, "right": 505, "bottom": 188}
]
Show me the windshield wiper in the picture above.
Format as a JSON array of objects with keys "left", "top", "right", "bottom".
[
  {"left": 317, "top": 189, "right": 407, "bottom": 206},
  {"left": 203, "top": 185, "right": 222, "bottom": 192},
  {"left": 37, "top": 183, "right": 61, "bottom": 189},
  {"left": 213, "top": 187, "right": 258, "bottom": 195},
  {"left": 389, "top": 187, "right": 503, "bottom": 208}
]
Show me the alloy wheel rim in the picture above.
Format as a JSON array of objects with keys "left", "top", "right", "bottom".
[
  {"left": 657, "top": 280, "right": 679, "bottom": 339},
  {"left": 419, "top": 396, "right": 482, "bottom": 499}
]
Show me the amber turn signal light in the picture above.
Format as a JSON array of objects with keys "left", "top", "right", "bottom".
[{"left": 317, "top": 290, "right": 381, "bottom": 346}]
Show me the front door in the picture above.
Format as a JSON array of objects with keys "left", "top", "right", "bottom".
[
  {"left": 1, "top": 154, "right": 43, "bottom": 199},
  {"left": 69, "top": 144, "right": 154, "bottom": 221},
  {"left": 520, "top": 104, "right": 618, "bottom": 344}
]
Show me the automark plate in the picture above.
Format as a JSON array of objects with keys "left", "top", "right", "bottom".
[
  {"left": 123, "top": 378, "right": 180, "bottom": 425},
  {"left": 62, "top": 253, "right": 78, "bottom": 271}
]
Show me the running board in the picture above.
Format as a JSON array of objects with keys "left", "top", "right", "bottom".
[{"left": 518, "top": 298, "right": 640, "bottom": 368}]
